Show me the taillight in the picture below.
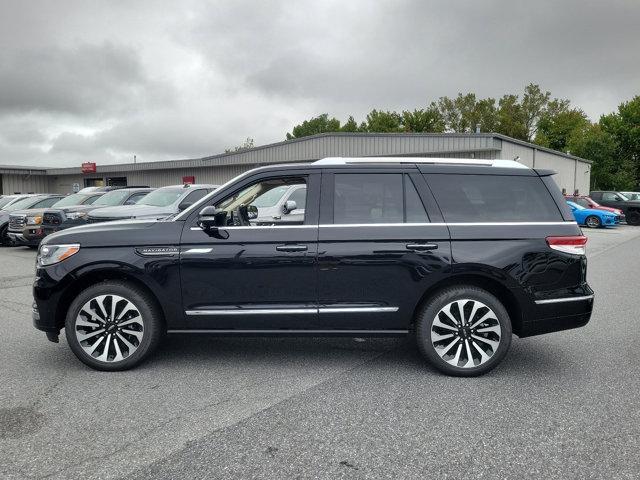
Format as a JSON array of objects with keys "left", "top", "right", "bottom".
[{"left": 546, "top": 235, "right": 587, "bottom": 255}]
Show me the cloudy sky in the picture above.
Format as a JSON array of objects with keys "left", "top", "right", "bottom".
[{"left": 0, "top": 0, "right": 638, "bottom": 167}]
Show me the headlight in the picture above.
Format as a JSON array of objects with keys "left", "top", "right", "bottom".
[
  {"left": 66, "top": 212, "right": 88, "bottom": 220},
  {"left": 27, "top": 215, "right": 43, "bottom": 225},
  {"left": 37, "top": 244, "right": 80, "bottom": 266}
]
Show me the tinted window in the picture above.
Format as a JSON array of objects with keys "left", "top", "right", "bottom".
[
  {"left": 181, "top": 189, "right": 208, "bottom": 206},
  {"left": 405, "top": 176, "right": 428, "bottom": 222},
  {"left": 287, "top": 187, "right": 307, "bottom": 210},
  {"left": 334, "top": 174, "right": 403, "bottom": 224},
  {"left": 428, "top": 174, "right": 562, "bottom": 222}
]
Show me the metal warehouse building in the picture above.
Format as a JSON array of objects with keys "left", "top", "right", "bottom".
[{"left": 0, "top": 133, "right": 591, "bottom": 195}]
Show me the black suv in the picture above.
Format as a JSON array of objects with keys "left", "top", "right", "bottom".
[
  {"left": 33, "top": 158, "right": 593, "bottom": 376},
  {"left": 589, "top": 191, "right": 640, "bottom": 225}
]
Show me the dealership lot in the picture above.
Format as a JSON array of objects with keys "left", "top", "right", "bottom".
[{"left": 0, "top": 227, "right": 639, "bottom": 479}]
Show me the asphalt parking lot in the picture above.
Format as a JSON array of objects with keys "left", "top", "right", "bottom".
[{"left": 1, "top": 227, "right": 640, "bottom": 480}]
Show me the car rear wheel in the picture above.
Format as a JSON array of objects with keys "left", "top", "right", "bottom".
[
  {"left": 416, "top": 286, "right": 512, "bottom": 376},
  {"left": 65, "top": 281, "right": 163, "bottom": 371},
  {"left": 627, "top": 211, "right": 640, "bottom": 226},
  {"left": 585, "top": 215, "right": 601, "bottom": 228}
]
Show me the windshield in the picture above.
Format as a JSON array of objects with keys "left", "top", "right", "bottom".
[
  {"left": 622, "top": 192, "right": 639, "bottom": 200},
  {"left": 617, "top": 192, "right": 630, "bottom": 201},
  {"left": 0, "top": 197, "right": 20, "bottom": 209},
  {"left": 4, "top": 196, "right": 41, "bottom": 211},
  {"left": 53, "top": 194, "right": 93, "bottom": 207},
  {"left": 92, "top": 190, "right": 131, "bottom": 206},
  {"left": 138, "top": 188, "right": 183, "bottom": 207}
]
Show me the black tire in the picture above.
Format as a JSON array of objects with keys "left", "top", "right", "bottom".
[
  {"left": 65, "top": 281, "right": 163, "bottom": 371},
  {"left": 585, "top": 215, "right": 601, "bottom": 228},
  {"left": 0, "top": 225, "right": 11, "bottom": 246},
  {"left": 416, "top": 286, "right": 512, "bottom": 377},
  {"left": 627, "top": 210, "right": 640, "bottom": 226}
]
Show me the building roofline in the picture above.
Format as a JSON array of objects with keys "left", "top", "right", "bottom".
[{"left": 3, "top": 132, "right": 590, "bottom": 175}]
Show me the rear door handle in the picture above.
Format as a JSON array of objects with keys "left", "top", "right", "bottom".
[
  {"left": 406, "top": 243, "right": 438, "bottom": 251},
  {"left": 276, "top": 244, "right": 308, "bottom": 252}
]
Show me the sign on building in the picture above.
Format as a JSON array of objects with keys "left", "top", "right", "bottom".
[{"left": 81, "top": 162, "right": 97, "bottom": 173}]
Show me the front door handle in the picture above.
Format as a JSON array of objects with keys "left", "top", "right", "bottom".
[
  {"left": 276, "top": 244, "right": 308, "bottom": 252},
  {"left": 406, "top": 243, "right": 438, "bottom": 251}
]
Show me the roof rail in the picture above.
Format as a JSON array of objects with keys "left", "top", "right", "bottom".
[{"left": 312, "top": 157, "right": 528, "bottom": 169}]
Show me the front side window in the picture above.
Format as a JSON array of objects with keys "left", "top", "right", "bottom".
[
  {"left": 124, "top": 192, "right": 149, "bottom": 205},
  {"left": 428, "top": 174, "right": 563, "bottom": 222},
  {"left": 214, "top": 177, "right": 307, "bottom": 226},
  {"left": 572, "top": 198, "right": 590, "bottom": 208}
]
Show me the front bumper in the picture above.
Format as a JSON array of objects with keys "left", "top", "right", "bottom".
[{"left": 8, "top": 227, "right": 46, "bottom": 246}]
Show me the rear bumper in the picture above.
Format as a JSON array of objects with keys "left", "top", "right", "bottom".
[{"left": 519, "top": 292, "right": 594, "bottom": 337}]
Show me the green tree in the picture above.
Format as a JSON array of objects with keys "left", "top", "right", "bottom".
[
  {"left": 535, "top": 109, "right": 590, "bottom": 152},
  {"left": 224, "top": 137, "right": 254, "bottom": 153},
  {"left": 600, "top": 96, "right": 640, "bottom": 183},
  {"left": 401, "top": 106, "right": 444, "bottom": 133},
  {"left": 340, "top": 115, "right": 360, "bottom": 132},
  {"left": 568, "top": 124, "right": 635, "bottom": 190},
  {"left": 495, "top": 94, "right": 527, "bottom": 140},
  {"left": 436, "top": 93, "right": 497, "bottom": 133},
  {"left": 362, "top": 109, "right": 403, "bottom": 132},
  {"left": 286, "top": 114, "right": 341, "bottom": 139}
]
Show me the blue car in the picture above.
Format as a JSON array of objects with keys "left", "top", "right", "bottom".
[{"left": 566, "top": 200, "right": 619, "bottom": 228}]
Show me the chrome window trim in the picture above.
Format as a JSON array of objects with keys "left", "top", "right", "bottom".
[
  {"left": 534, "top": 295, "right": 594, "bottom": 305},
  {"left": 189, "top": 221, "right": 576, "bottom": 231},
  {"left": 319, "top": 307, "right": 398, "bottom": 313}
]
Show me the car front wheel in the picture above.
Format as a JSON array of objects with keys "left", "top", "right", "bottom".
[
  {"left": 65, "top": 281, "right": 163, "bottom": 371},
  {"left": 416, "top": 286, "right": 512, "bottom": 376}
]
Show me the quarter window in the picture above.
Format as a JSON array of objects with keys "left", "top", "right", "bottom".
[{"left": 428, "top": 174, "right": 563, "bottom": 222}]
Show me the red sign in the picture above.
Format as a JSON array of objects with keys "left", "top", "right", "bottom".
[
  {"left": 182, "top": 176, "right": 195, "bottom": 184},
  {"left": 81, "top": 162, "right": 97, "bottom": 173}
]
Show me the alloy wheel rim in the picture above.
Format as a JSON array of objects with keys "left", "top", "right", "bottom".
[
  {"left": 586, "top": 217, "right": 599, "bottom": 227},
  {"left": 431, "top": 299, "right": 501, "bottom": 368},
  {"left": 75, "top": 294, "right": 144, "bottom": 363}
]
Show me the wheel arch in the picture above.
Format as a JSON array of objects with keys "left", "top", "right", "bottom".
[
  {"left": 55, "top": 269, "right": 168, "bottom": 333},
  {"left": 411, "top": 274, "right": 524, "bottom": 335}
]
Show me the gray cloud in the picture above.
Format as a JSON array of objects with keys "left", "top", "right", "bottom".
[
  {"left": 0, "top": 42, "right": 171, "bottom": 116},
  {"left": 0, "top": 0, "right": 638, "bottom": 168}
]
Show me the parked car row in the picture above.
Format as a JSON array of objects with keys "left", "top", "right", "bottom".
[
  {"left": 0, "top": 184, "right": 217, "bottom": 248},
  {"left": 564, "top": 190, "right": 640, "bottom": 227}
]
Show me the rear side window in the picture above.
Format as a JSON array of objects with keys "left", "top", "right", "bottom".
[
  {"left": 333, "top": 173, "right": 429, "bottom": 224},
  {"left": 334, "top": 174, "right": 403, "bottom": 224},
  {"left": 428, "top": 174, "right": 562, "bottom": 222}
]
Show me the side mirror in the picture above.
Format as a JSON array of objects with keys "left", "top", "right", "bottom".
[
  {"left": 198, "top": 206, "right": 227, "bottom": 230},
  {"left": 247, "top": 204, "right": 258, "bottom": 219},
  {"left": 178, "top": 201, "right": 193, "bottom": 211},
  {"left": 282, "top": 200, "right": 297, "bottom": 214}
]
